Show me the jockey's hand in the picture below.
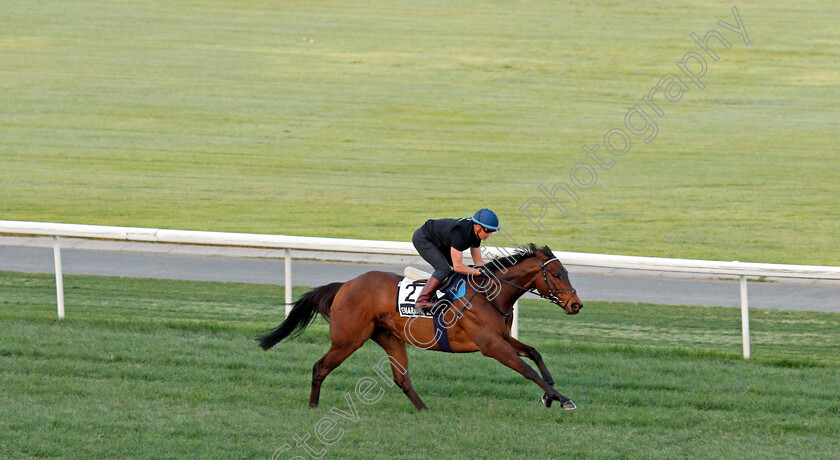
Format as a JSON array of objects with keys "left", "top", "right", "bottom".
[{"left": 478, "top": 265, "right": 494, "bottom": 278}]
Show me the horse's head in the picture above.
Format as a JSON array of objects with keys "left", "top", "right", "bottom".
[{"left": 532, "top": 248, "right": 583, "bottom": 315}]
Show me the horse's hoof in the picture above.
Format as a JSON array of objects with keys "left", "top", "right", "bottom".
[
  {"left": 561, "top": 399, "right": 576, "bottom": 411},
  {"left": 541, "top": 393, "right": 552, "bottom": 408}
]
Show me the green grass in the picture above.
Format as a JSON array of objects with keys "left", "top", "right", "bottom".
[
  {"left": 1, "top": 1, "right": 839, "bottom": 265},
  {"left": 2, "top": 271, "right": 840, "bottom": 459}
]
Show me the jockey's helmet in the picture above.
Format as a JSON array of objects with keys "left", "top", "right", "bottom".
[{"left": 472, "top": 208, "right": 499, "bottom": 231}]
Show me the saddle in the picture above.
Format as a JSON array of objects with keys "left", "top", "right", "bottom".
[{"left": 403, "top": 266, "right": 432, "bottom": 281}]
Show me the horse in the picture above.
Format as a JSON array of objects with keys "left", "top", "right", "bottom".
[{"left": 257, "top": 244, "right": 583, "bottom": 410}]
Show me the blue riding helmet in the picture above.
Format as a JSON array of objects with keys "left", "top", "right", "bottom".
[{"left": 472, "top": 208, "right": 499, "bottom": 231}]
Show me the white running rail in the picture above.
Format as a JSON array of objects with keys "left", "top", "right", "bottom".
[{"left": 3, "top": 220, "right": 840, "bottom": 358}]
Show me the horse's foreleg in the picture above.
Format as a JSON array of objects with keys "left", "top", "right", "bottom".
[
  {"left": 371, "top": 331, "right": 427, "bottom": 410},
  {"left": 506, "top": 337, "right": 555, "bottom": 387},
  {"left": 479, "top": 336, "right": 575, "bottom": 410}
]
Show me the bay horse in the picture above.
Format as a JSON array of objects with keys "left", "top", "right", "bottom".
[{"left": 257, "top": 244, "right": 583, "bottom": 410}]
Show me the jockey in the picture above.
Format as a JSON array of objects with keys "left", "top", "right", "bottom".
[{"left": 411, "top": 208, "right": 499, "bottom": 311}]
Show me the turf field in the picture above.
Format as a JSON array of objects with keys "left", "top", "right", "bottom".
[
  {"left": 1, "top": 1, "right": 839, "bottom": 265},
  {"left": 2, "top": 271, "right": 839, "bottom": 459},
  {"left": 2, "top": 2, "right": 838, "bottom": 457}
]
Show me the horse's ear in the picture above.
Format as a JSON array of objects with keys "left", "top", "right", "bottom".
[{"left": 533, "top": 245, "right": 556, "bottom": 261}]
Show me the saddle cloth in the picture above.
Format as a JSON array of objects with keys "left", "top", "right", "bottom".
[{"left": 396, "top": 269, "right": 467, "bottom": 318}]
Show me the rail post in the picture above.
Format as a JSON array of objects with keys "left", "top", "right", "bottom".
[
  {"left": 740, "top": 274, "right": 750, "bottom": 360},
  {"left": 511, "top": 301, "right": 519, "bottom": 339},
  {"left": 53, "top": 235, "right": 65, "bottom": 319},
  {"left": 285, "top": 248, "right": 293, "bottom": 317}
]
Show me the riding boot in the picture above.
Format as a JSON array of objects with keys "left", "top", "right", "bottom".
[{"left": 414, "top": 276, "right": 443, "bottom": 312}]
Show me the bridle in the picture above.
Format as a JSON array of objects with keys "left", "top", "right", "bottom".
[{"left": 491, "top": 257, "right": 576, "bottom": 309}]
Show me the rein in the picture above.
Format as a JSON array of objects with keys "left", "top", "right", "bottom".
[{"left": 457, "top": 288, "right": 512, "bottom": 319}]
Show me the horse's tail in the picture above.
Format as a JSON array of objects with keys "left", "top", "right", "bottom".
[{"left": 257, "top": 282, "right": 344, "bottom": 351}]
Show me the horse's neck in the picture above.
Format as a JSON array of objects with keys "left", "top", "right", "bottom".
[
  {"left": 501, "top": 259, "right": 541, "bottom": 286},
  {"left": 494, "top": 260, "right": 540, "bottom": 307}
]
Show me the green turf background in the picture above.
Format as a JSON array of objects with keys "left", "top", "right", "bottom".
[{"left": 2, "top": 1, "right": 838, "bottom": 264}]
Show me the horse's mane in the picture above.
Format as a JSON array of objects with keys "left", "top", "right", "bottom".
[{"left": 486, "top": 243, "right": 556, "bottom": 272}]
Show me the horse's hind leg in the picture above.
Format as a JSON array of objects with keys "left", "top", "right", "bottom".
[
  {"left": 371, "top": 330, "right": 427, "bottom": 410},
  {"left": 310, "top": 339, "right": 366, "bottom": 408}
]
